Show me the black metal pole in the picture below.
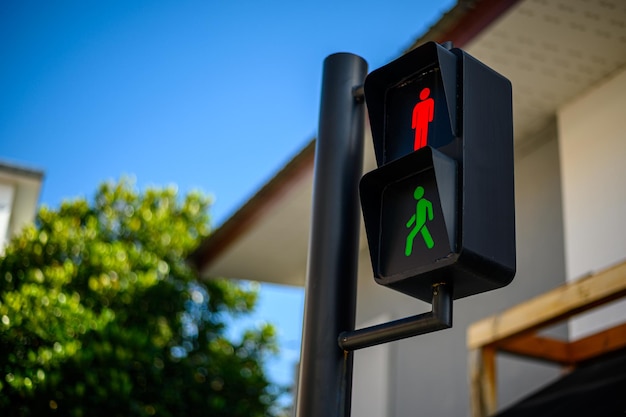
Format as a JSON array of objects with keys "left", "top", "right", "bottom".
[{"left": 295, "top": 53, "right": 367, "bottom": 417}]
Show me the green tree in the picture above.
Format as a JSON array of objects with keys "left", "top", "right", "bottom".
[{"left": 0, "top": 179, "right": 281, "bottom": 417}]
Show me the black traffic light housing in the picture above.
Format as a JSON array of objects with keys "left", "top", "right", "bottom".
[{"left": 360, "top": 41, "right": 515, "bottom": 303}]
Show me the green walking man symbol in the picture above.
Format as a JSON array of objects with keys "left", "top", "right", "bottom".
[{"left": 405, "top": 186, "right": 434, "bottom": 256}]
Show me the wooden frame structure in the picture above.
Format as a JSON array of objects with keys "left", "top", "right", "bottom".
[{"left": 467, "top": 261, "right": 626, "bottom": 417}]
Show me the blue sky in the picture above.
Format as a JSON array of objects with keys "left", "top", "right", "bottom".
[{"left": 0, "top": 0, "right": 455, "bottom": 404}]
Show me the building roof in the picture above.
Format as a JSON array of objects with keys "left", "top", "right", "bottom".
[
  {"left": 495, "top": 349, "right": 626, "bottom": 417},
  {"left": 190, "top": 0, "right": 626, "bottom": 285},
  {"left": 188, "top": 140, "right": 316, "bottom": 283},
  {"left": 0, "top": 160, "right": 45, "bottom": 182}
]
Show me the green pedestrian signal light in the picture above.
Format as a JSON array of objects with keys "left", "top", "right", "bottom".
[
  {"left": 405, "top": 186, "right": 434, "bottom": 255},
  {"left": 360, "top": 42, "right": 515, "bottom": 302}
]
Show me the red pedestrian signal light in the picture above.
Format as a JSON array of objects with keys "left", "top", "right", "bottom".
[
  {"left": 364, "top": 42, "right": 458, "bottom": 167},
  {"left": 360, "top": 42, "right": 515, "bottom": 302},
  {"left": 412, "top": 87, "right": 434, "bottom": 151}
]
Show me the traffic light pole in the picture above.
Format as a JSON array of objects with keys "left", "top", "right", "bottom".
[{"left": 295, "top": 53, "right": 367, "bottom": 417}]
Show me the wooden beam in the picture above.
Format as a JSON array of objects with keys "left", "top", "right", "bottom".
[
  {"left": 481, "top": 347, "right": 498, "bottom": 416},
  {"left": 467, "top": 261, "right": 626, "bottom": 350},
  {"left": 570, "top": 322, "right": 626, "bottom": 363},
  {"left": 469, "top": 347, "right": 498, "bottom": 417},
  {"left": 485, "top": 322, "right": 626, "bottom": 367},
  {"left": 498, "top": 335, "right": 572, "bottom": 365},
  {"left": 469, "top": 350, "right": 482, "bottom": 417}
]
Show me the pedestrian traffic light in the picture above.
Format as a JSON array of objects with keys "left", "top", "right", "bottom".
[{"left": 360, "top": 41, "right": 515, "bottom": 303}]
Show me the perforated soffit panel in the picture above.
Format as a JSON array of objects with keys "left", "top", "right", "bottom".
[{"left": 466, "top": 0, "right": 626, "bottom": 142}]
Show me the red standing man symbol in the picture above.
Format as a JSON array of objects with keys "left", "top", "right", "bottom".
[{"left": 412, "top": 87, "right": 435, "bottom": 151}]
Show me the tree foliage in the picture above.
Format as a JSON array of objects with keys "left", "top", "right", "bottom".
[{"left": 0, "top": 179, "right": 280, "bottom": 417}]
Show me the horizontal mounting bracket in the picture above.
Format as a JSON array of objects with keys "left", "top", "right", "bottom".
[{"left": 338, "top": 283, "right": 452, "bottom": 351}]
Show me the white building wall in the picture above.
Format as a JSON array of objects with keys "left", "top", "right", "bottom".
[
  {"left": 0, "top": 164, "right": 43, "bottom": 251},
  {"left": 557, "top": 67, "right": 626, "bottom": 340},
  {"left": 351, "top": 311, "right": 392, "bottom": 417},
  {"left": 351, "top": 126, "right": 568, "bottom": 416},
  {"left": 0, "top": 183, "right": 16, "bottom": 248}
]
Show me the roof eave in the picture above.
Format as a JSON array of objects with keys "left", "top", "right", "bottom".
[
  {"left": 188, "top": 139, "right": 316, "bottom": 274},
  {"left": 409, "top": 0, "right": 522, "bottom": 50}
]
